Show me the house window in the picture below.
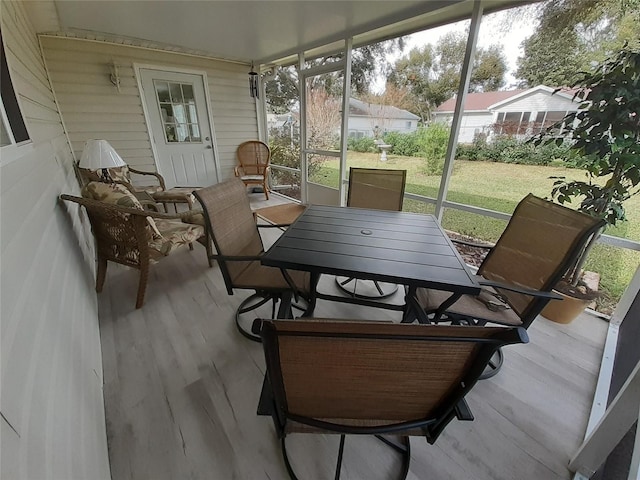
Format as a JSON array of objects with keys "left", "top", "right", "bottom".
[
  {"left": 543, "top": 111, "right": 567, "bottom": 129},
  {"left": 405, "top": 121, "right": 412, "bottom": 129},
  {"left": 1, "top": 33, "right": 30, "bottom": 148}
]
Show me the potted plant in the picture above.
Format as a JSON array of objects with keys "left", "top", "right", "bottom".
[{"left": 532, "top": 46, "right": 640, "bottom": 323}]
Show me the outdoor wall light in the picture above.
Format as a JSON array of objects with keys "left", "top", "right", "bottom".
[{"left": 248, "top": 62, "right": 259, "bottom": 99}]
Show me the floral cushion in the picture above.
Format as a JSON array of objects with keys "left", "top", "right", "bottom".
[
  {"left": 81, "top": 181, "right": 162, "bottom": 238},
  {"left": 79, "top": 166, "right": 131, "bottom": 184},
  {"left": 150, "top": 219, "right": 205, "bottom": 260}
]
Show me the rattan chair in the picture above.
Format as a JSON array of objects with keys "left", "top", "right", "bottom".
[
  {"left": 60, "top": 192, "right": 207, "bottom": 309},
  {"left": 192, "top": 178, "right": 310, "bottom": 341},
  {"left": 235, "top": 140, "right": 271, "bottom": 200},
  {"left": 336, "top": 167, "right": 407, "bottom": 298},
  {"left": 76, "top": 162, "right": 197, "bottom": 212},
  {"left": 411, "top": 194, "right": 605, "bottom": 378},
  {"left": 253, "top": 319, "right": 528, "bottom": 480}
]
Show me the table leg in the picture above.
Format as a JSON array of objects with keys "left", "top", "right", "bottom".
[
  {"left": 303, "top": 272, "right": 320, "bottom": 317},
  {"left": 403, "top": 286, "right": 430, "bottom": 324},
  {"left": 277, "top": 291, "right": 293, "bottom": 319}
]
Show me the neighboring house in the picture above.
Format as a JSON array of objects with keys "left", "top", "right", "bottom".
[
  {"left": 347, "top": 98, "right": 419, "bottom": 138},
  {"left": 267, "top": 113, "right": 297, "bottom": 131},
  {"left": 433, "top": 85, "right": 582, "bottom": 143},
  {"left": 268, "top": 98, "right": 420, "bottom": 140}
]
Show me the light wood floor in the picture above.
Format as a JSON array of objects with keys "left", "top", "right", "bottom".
[{"left": 99, "top": 194, "right": 608, "bottom": 480}]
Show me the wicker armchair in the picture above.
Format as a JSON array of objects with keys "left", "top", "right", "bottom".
[
  {"left": 412, "top": 194, "right": 605, "bottom": 378},
  {"left": 336, "top": 167, "right": 407, "bottom": 298},
  {"left": 193, "top": 178, "right": 310, "bottom": 341},
  {"left": 253, "top": 319, "right": 528, "bottom": 480},
  {"left": 76, "top": 162, "right": 196, "bottom": 211},
  {"left": 234, "top": 140, "right": 271, "bottom": 200},
  {"left": 61, "top": 184, "right": 207, "bottom": 309}
]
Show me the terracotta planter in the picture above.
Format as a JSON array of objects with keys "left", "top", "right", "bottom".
[{"left": 542, "top": 290, "right": 592, "bottom": 324}]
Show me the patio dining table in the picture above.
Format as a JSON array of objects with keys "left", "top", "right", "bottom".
[{"left": 261, "top": 204, "right": 480, "bottom": 322}]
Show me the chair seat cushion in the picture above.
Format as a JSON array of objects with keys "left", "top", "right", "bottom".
[
  {"left": 240, "top": 175, "right": 266, "bottom": 181},
  {"left": 254, "top": 204, "right": 306, "bottom": 225},
  {"left": 416, "top": 282, "right": 523, "bottom": 326},
  {"left": 234, "top": 260, "right": 310, "bottom": 295},
  {"left": 149, "top": 219, "right": 204, "bottom": 260}
]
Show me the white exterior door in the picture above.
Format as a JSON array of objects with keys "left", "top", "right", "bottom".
[{"left": 140, "top": 68, "right": 219, "bottom": 188}]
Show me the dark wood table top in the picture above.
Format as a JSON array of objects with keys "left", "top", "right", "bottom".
[{"left": 262, "top": 205, "right": 480, "bottom": 295}]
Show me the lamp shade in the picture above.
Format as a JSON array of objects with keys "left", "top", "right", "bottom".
[{"left": 79, "top": 139, "right": 126, "bottom": 169}]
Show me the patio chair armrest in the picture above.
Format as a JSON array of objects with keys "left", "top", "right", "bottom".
[
  {"left": 257, "top": 223, "right": 292, "bottom": 229},
  {"left": 208, "top": 253, "right": 264, "bottom": 262},
  {"left": 450, "top": 238, "right": 494, "bottom": 250},
  {"left": 145, "top": 208, "right": 205, "bottom": 221},
  {"left": 479, "top": 279, "right": 562, "bottom": 300},
  {"left": 234, "top": 165, "right": 243, "bottom": 177},
  {"left": 60, "top": 194, "right": 202, "bottom": 220},
  {"left": 128, "top": 167, "right": 167, "bottom": 190}
]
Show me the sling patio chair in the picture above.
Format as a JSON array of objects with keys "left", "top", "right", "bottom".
[
  {"left": 60, "top": 181, "right": 207, "bottom": 309},
  {"left": 253, "top": 203, "right": 307, "bottom": 229},
  {"left": 235, "top": 140, "right": 271, "bottom": 200},
  {"left": 253, "top": 318, "right": 528, "bottom": 480},
  {"left": 192, "top": 178, "right": 310, "bottom": 341},
  {"left": 336, "top": 167, "right": 407, "bottom": 299},
  {"left": 410, "top": 193, "right": 605, "bottom": 378}
]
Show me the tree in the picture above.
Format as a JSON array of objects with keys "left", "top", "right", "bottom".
[
  {"left": 387, "top": 31, "right": 507, "bottom": 120},
  {"left": 305, "top": 87, "right": 341, "bottom": 149},
  {"left": 515, "top": 0, "right": 640, "bottom": 87},
  {"left": 531, "top": 47, "right": 640, "bottom": 285},
  {"left": 265, "top": 39, "right": 404, "bottom": 114}
]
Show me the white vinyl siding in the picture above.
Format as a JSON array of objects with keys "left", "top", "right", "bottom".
[
  {"left": 495, "top": 90, "right": 578, "bottom": 113},
  {"left": 433, "top": 112, "right": 493, "bottom": 143},
  {"left": 1, "top": 2, "right": 110, "bottom": 479},
  {"left": 40, "top": 36, "right": 258, "bottom": 181}
]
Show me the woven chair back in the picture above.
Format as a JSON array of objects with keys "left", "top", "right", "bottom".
[
  {"left": 347, "top": 168, "right": 406, "bottom": 211},
  {"left": 193, "top": 178, "right": 264, "bottom": 286},
  {"left": 479, "top": 194, "right": 605, "bottom": 320},
  {"left": 237, "top": 140, "right": 271, "bottom": 176},
  {"left": 63, "top": 195, "right": 150, "bottom": 268},
  {"left": 261, "top": 320, "right": 524, "bottom": 426}
]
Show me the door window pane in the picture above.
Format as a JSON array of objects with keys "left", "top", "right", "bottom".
[
  {"left": 156, "top": 82, "right": 170, "bottom": 102},
  {"left": 155, "top": 80, "right": 201, "bottom": 143},
  {"left": 170, "top": 83, "right": 183, "bottom": 102},
  {"left": 182, "top": 84, "right": 194, "bottom": 102}
]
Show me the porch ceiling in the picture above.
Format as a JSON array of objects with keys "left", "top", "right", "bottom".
[{"left": 48, "top": 0, "right": 538, "bottom": 66}]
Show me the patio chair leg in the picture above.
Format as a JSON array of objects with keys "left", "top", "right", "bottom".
[
  {"left": 135, "top": 262, "right": 150, "bottom": 309},
  {"left": 334, "top": 434, "right": 346, "bottom": 480},
  {"left": 235, "top": 293, "right": 274, "bottom": 342},
  {"left": 479, "top": 348, "right": 504, "bottom": 380},
  {"left": 375, "top": 435, "right": 411, "bottom": 480},
  {"left": 96, "top": 256, "right": 108, "bottom": 293}
]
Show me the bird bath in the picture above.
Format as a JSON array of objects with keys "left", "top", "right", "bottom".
[{"left": 378, "top": 143, "right": 392, "bottom": 162}]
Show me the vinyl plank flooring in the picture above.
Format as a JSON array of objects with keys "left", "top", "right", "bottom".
[{"left": 97, "top": 195, "right": 608, "bottom": 480}]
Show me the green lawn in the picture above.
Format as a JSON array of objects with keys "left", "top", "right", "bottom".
[{"left": 308, "top": 152, "right": 640, "bottom": 304}]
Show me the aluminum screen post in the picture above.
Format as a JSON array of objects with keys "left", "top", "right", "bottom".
[{"left": 434, "top": 0, "right": 483, "bottom": 223}]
